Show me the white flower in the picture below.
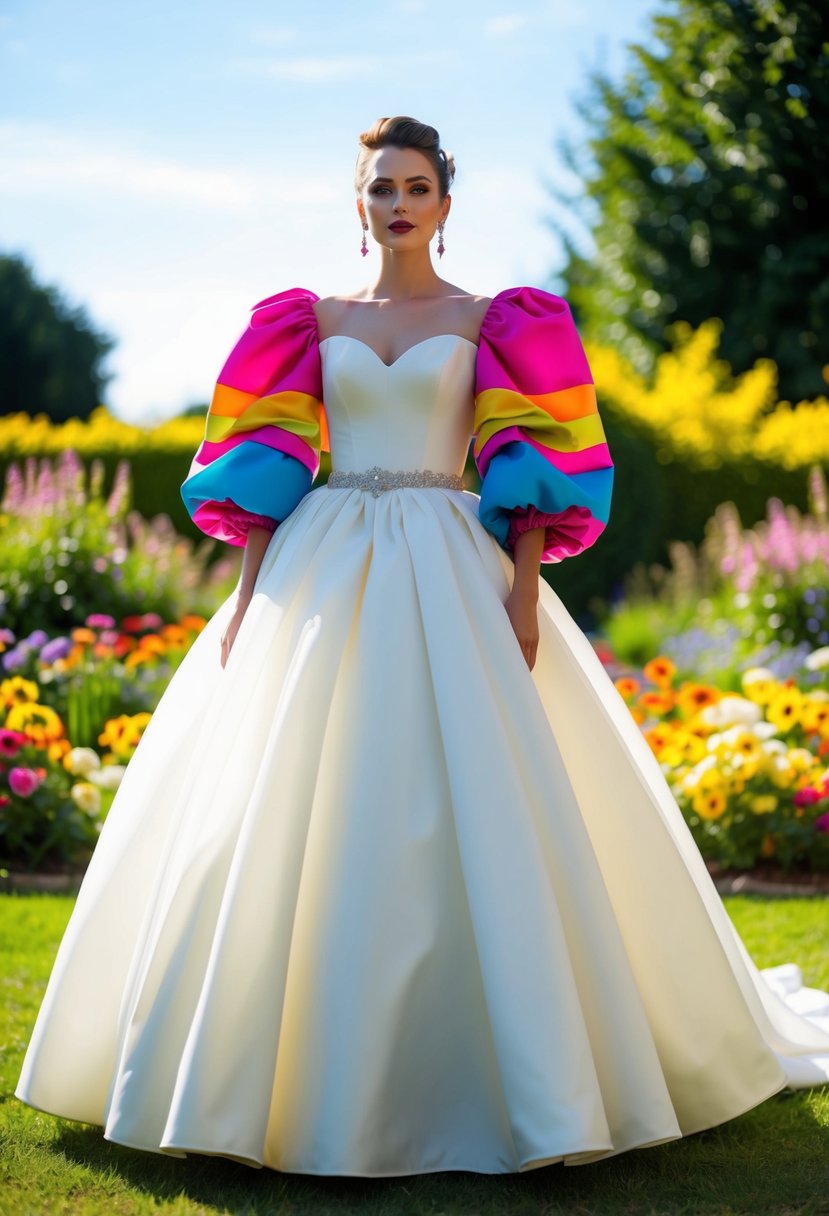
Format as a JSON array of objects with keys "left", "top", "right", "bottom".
[
  {"left": 88, "top": 765, "right": 126, "bottom": 790},
  {"left": 70, "top": 782, "right": 102, "bottom": 815},
  {"left": 761, "top": 739, "right": 787, "bottom": 756},
  {"left": 698, "top": 695, "right": 762, "bottom": 728},
  {"left": 66, "top": 747, "right": 102, "bottom": 777},
  {"left": 805, "top": 646, "right": 829, "bottom": 672}
]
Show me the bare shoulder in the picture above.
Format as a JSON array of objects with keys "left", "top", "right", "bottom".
[{"left": 312, "top": 295, "right": 351, "bottom": 340}]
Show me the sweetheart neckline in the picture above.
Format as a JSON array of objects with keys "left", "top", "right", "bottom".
[{"left": 318, "top": 332, "right": 478, "bottom": 369}]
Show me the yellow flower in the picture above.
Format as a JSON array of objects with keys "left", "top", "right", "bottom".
[
  {"left": 643, "top": 656, "right": 676, "bottom": 687},
  {"left": 5, "top": 701, "right": 65, "bottom": 746},
  {"left": 0, "top": 675, "right": 40, "bottom": 710},
  {"left": 750, "top": 794, "right": 779, "bottom": 815},
  {"left": 692, "top": 789, "right": 728, "bottom": 820},
  {"left": 740, "top": 667, "right": 779, "bottom": 706},
  {"left": 787, "top": 747, "right": 817, "bottom": 774},
  {"left": 766, "top": 687, "right": 803, "bottom": 732},
  {"left": 801, "top": 697, "right": 829, "bottom": 737},
  {"left": 98, "top": 712, "right": 151, "bottom": 757}
]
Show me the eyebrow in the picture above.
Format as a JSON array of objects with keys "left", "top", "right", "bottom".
[{"left": 371, "top": 174, "right": 433, "bottom": 183}]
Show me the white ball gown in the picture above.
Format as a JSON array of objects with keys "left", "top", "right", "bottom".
[{"left": 14, "top": 286, "right": 829, "bottom": 1177}]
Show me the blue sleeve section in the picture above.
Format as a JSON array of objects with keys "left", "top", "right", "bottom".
[
  {"left": 478, "top": 442, "right": 614, "bottom": 548},
  {"left": 180, "top": 442, "right": 313, "bottom": 526}
]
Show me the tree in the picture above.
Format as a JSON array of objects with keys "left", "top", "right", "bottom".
[
  {"left": 0, "top": 253, "right": 116, "bottom": 422},
  {"left": 549, "top": 0, "right": 829, "bottom": 402}
]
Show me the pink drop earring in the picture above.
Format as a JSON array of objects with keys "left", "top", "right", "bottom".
[
  {"left": 360, "top": 223, "right": 368, "bottom": 257},
  {"left": 437, "top": 221, "right": 446, "bottom": 258}
]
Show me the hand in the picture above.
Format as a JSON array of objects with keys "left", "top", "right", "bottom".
[
  {"left": 220, "top": 595, "right": 251, "bottom": 669},
  {"left": 504, "top": 584, "right": 540, "bottom": 671}
]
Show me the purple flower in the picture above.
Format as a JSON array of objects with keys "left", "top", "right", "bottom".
[
  {"left": 39, "top": 636, "right": 73, "bottom": 663},
  {"left": 815, "top": 812, "right": 829, "bottom": 834},
  {"left": 25, "top": 629, "right": 49, "bottom": 649},
  {"left": 8, "top": 767, "right": 42, "bottom": 797},
  {"left": 1, "top": 647, "right": 27, "bottom": 672}
]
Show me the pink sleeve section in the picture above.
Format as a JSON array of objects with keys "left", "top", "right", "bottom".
[
  {"left": 216, "top": 286, "right": 323, "bottom": 400},
  {"left": 192, "top": 501, "right": 278, "bottom": 549},
  {"left": 193, "top": 426, "right": 319, "bottom": 475},
  {"left": 475, "top": 286, "right": 593, "bottom": 396},
  {"left": 507, "top": 505, "right": 606, "bottom": 563}
]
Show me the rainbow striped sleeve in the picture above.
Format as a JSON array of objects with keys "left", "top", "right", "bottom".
[
  {"left": 473, "top": 286, "right": 614, "bottom": 564},
  {"left": 180, "top": 286, "right": 327, "bottom": 547}
]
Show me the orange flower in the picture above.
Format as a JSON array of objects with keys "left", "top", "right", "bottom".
[
  {"left": 180, "top": 615, "right": 207, "bottom": 632},
  {"left": 160, "top": 624, "right": 188, "bottom": 648},
  {"left": 643, "top": 656, "right": 676, "bottom": 687},
  {"left": 638, "top": 690, "right": 675, "bottom": 716},
  {"left": 643, "top": 723, "right": 674, "bottom": 755},
  {"left": 676, "top": 682, "right": 721, "bottom": 716},
  {"left": 760, "top": 834, "right": 776, "bottom": 858},
  {"left": 47, "top": 737, "right": 72, "bottom": 763},
  {"left": 70, "top": 627, "right": 97, "bottom": 645},
  {"left": 614, "top": 676, "right": 640, "bottom": 700}
]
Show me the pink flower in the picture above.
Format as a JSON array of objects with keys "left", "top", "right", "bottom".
[
  {"left": 8, "top": 766, "right": 42, "bottom": 797},
  {"left": 815, "top": 812, "right": 829, "bottom": 834},
  {"left": 793, "top": 786, "right": 822, "bottom": 808},
  {"left": 0, "top": 728, "right": 29, "bottom": 758},
  {"left": 85, "top": 613, "right": 116, "bottom": 628}
]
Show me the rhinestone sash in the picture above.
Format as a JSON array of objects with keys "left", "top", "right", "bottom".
[{"left": 327, "top": 465, "right": 464, "bottom": 497}]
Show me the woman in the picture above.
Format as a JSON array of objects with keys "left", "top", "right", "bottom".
[{"left": 15, "top": 115, "right": 829, "bottom": 1177}]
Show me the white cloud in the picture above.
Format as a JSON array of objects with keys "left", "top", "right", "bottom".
[
  {"left": 483, "top": 14, "right": 529, "bottom": 37},
  {"left": 0, "top": 121, "right": 339, "bottom": 209},
  {"left": 227, "top": 47, "right": 452, "bottom": 85},
  {"left": 247, "top": 24, "right": 301, "bottom": 46}
]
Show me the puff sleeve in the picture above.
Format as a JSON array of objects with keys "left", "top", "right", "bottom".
[
  {"left": 180, "top": 287, "right": 327, "bottom": 547},
  {"left": 473, "top": 286, "right": 614, "bottom": 564}
]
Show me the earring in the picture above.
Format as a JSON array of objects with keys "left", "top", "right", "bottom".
[
  {"left": 437, "top": 222, "right": 446, "bottom": 258},
  {"left": 360, "top": 223, "right": 368, "bottom": 257}
]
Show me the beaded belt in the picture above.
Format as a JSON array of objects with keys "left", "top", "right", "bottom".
[{"left": 327, "top": 465, "right": 464, "bottom": 497}]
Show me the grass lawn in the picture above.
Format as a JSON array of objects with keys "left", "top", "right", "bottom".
[{"left": 1, "top": 892, "right": 828, "bottom": 1216}]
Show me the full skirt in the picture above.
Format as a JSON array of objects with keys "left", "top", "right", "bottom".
[{"left": 15, "top": 484, "right": 829, "bottom": 1175}]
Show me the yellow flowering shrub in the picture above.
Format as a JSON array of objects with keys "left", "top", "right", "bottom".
[{"left": 586, "top": 319, "right": 829, "bottom": 470}]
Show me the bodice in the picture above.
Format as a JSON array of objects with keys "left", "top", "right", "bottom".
[{"left": 319, "top": 334, "right": 477, "bottom": 477}]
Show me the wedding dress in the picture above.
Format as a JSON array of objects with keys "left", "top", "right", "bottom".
[{"left": 15, "top": 286, "right": 829, "bottom": 1176}]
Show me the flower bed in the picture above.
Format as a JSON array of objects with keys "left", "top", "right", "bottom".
[
  {"left": 614, "top": 652, "right": 829, "bottom": 872},
  {"left": 0, "top": 611, "right": 206, "bottom": 870}
]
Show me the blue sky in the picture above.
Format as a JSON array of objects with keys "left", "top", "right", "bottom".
[{"left": 1, "top": 0, "right": 662, "bottom": 423}]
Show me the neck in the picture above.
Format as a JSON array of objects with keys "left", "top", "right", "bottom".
[{"left": 365, "top": 248, "right": 445, "bottom": 301}]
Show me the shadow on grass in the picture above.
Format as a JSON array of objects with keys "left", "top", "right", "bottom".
[{"left": 48, "top": 1088, "right": 829, "bottom": 1216}]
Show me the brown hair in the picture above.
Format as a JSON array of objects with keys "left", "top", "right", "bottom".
[{"left": 355, "top": 116, "right": 456, "bottom": 200}]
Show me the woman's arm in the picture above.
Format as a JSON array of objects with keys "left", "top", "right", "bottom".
[
  {"left": 237, "top": 524, "right": 274, "bottom": 603},
  {"left": 505, "top": 524, "right": 545, "bottom": 671},
  {"left": 220, "top": 523, "right": 274, "bottom": 668}
]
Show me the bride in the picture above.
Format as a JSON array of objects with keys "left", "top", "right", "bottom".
[{"left": 15, "top": 115, "right": 829, "bottom": 1177}]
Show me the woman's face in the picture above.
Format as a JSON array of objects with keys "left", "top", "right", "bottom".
[{"left": 357, "top": 145, "right": 450, "bottom": 255}]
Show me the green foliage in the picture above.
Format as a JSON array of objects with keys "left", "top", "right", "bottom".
[
  {"left": 551, "top": 0, "right": 829, "bottom": 402},
  {"left": 0, "top": 450, "right": 239, "bottom": 636},
  {"left": 0, "top": 252, "right": 116, "bottom": 422}
]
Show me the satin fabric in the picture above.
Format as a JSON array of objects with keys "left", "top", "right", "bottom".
[{"left": 15, "top": 335, "right": 829, "bottom": 1176}]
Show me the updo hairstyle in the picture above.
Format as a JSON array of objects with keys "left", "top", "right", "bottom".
[{"left": 354, "top": 116, "right": 456, "bottom": 201}]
